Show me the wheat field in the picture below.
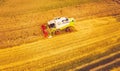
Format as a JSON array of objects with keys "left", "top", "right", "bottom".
[{"left": 0, "top": 0, "right": 120, "bottom": 71}]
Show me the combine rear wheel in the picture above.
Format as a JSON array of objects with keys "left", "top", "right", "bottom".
[{"left": 65, "top": 27, "right": 73, "bottom": 32}]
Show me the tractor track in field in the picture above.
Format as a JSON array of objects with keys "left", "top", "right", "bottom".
[
  {"left": 113, "top": 0, "right": 120, "bottom": 4},
  {"left": 91, "top": 58, "right": 120, "bottom": 71},
  {"left": 73, "top": 51, "right": 120, "bottom": 71}
]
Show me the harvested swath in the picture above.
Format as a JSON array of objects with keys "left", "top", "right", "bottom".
[{"left": 74, "top": 52, "right": 120, "bottom": 71}]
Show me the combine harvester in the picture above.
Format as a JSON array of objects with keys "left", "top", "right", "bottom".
[{"left": 41, "top": 17, "right": 75, "bottom": 38}]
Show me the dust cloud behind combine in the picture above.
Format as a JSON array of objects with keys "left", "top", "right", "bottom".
[{"left": 0, "top": 0, "right": 120, "bottom": 71}]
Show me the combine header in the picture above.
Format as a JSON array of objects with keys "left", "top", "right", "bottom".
[{"left": 41, "top": 17, "right": 75, "bottom": 38}]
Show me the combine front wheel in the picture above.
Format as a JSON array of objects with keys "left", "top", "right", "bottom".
[
  {"left": 65, "top": 27, "right": 73, "bottom": 32},
  {"left": 55, "top": 29, "right": 61, "bottom": 35}
]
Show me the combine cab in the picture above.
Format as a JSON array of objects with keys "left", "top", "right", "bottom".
[{"left": 41, "top": 17, "right": 75, "bottom": 38}]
